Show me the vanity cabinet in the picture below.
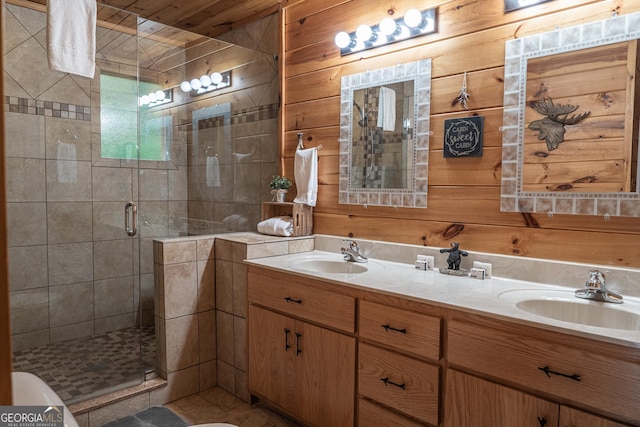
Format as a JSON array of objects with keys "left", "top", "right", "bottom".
[
  {"left": 358, "top": 300, "right": 441, "bottom": 426},
  {"left": 247, "top": 268, "right": 356, "bottom": 427},
  {"left": 446, "top": 317, "right": 640, "bottom": 426},
  {"left": 445, "top": 370, "right": 631, "bottom": 427},
  {"left": 444, "top": 369, "right": 559, "bottom": 426}
]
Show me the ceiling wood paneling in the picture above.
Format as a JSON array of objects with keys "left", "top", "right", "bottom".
[{"left": 24, "top": 0, "right": 281, "bottom": 37}]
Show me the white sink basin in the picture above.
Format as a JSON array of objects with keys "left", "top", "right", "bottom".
[
  {"left": 290, "top": 259, "right": 370, "bottom": 274},
  {"left": 499, "top": 289, "right": 640, "bottom": 331}
]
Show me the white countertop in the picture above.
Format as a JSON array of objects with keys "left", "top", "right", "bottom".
[{"left": 245, "top": 250, "right": 640, "bottom": 349}]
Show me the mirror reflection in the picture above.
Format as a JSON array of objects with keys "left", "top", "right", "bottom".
[
  {"left": 500, "top": 11, "right": 640, "bottom": 217},
  {"left": 350, "top": 81, "right": 414, "bottom": 190},
  {"left": 339, "top": 59, "right": 431, "bottom": 208}
]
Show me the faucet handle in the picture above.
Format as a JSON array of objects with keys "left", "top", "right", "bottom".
[
  {"left": 586, "top": 269, "right": 605, "bottom": 289},
  {"left": 342, "top": 239, "right": 359, "bottom": 250}
]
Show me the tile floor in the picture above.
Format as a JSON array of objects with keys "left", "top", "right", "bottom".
[
  {"left": 165, "top": 388, "right": 301, "bottom": 427},
  {"left": 12, "top": 326, "right": 155, "bottom": 403}
]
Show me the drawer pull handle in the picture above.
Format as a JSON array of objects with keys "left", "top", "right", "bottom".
[
  {"left": 537, "top": 366, "right": 581, "bottom": 382},
  {"left": 295, "top": 332, "right": 302, "bottom": 356},
  {"left": 381, "top": 324, "right": 407, "bottom": 334},
  {"left": 380, "top": 377, "right": 406, "bottom": 390},
  {"left": 537, "top": 417, "right": 547, "bottom": 427},
  {"left": 284, "top": 328, "right": 291, "bottom": 351},
  {"left": 284, "top": 297, "right": 302, "bottom": 304}
]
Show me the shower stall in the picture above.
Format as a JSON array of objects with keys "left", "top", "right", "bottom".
[{"left": 4, "top": 1, "right": 278, "bottom": 403}]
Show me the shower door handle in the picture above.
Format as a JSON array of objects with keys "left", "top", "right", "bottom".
[{"left": 124, "top": 201, "right": 138, "bottom": 237}]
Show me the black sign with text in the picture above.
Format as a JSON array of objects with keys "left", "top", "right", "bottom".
[{"left": 443, "top": 116, "right": 484, "bottom": 158}]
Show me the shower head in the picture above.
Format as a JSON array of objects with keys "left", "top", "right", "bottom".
[{"left": 353, "top": 100, "right": 367, "bottom": 127}]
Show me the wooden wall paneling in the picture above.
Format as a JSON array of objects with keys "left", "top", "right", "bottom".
[
  {"left": 284, "top": 96, "right": 340, "bottom": 130},
  {"left": 282, "top": 0, "right": 640, "bottom": 268},
  {"left": 313, "top": 183, "right": 640, "bottom": 235},
  {"left": 312, "top": 212, "right": 640, "bottom": 267},
  {"left": 0, "top": 0, "right": 13, "bottom": 405},
  {"left": 284, "top": 127, "right": 340, "bottom": 157},
  {"left": 282, "top": 1, "right": 618, "bottom": 78}
]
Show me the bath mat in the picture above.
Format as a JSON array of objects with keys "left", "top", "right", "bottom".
[{"left": 103, "top": 406, "right": 189, "bottom": 427}]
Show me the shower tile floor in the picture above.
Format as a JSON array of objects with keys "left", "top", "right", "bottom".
[{"left": 12, "top": 326, "right": 155, "bottom": 404}]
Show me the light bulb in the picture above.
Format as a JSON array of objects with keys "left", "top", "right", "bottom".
[
  {"left": 200, "top": 74, "right": 212, "bottom": 87},
  {"left": 180, "top": 81, "right": 192, "bottom": 92},
  {"left": 404, "top": 9, "right": 423, "bottom": 28},
  {"left": 379, "top": 17, "right": 397, "bottom": 36},
  {"left": 210, "top": 72, "right": 223, "bottom": 85},
  {"left": 190, "top": 78, "right": 202, "bottom": 90},
  {"left": 148, "top": 92, "right": 157, "bottom": 103},
  {"left": 356, "top": 24, "right": 373, "bottom": 42},
  {"left": 334, "top": 31, "right": 351, "bottom": 48},
  {"left": 140, "top": 95, "right": 150, "bottom": 105},
  {"left": 155, "top": 90, "right": 166, "bottom": 101}
]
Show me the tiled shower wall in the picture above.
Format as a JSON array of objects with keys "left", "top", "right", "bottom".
[{"left": 5, "top": 3, "right": 279, "bottom": 353}]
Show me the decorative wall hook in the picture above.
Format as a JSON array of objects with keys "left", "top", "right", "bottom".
[{"left": 453, "top": 71, "right": 470, "bottom": 109}]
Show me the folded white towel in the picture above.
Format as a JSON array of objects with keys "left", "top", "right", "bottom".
[
  {"left": 377, "top": 86, "right": 396, "bottom": 132},
  {"left": 206, "top": 156, "right": 220, "bottom": 187},
  {"left": 47, "top": 0, "right": 97, "bottom": 78},
  {"left": 257, "top": 216, "right": 294, "bottom": 237},
  {"left": 293, "top": 147, "right": 318, "bottom": 207}
]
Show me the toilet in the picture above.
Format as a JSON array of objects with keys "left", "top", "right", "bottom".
[{"left": 11, "top": 372, "right": 238, "bottom": 427}]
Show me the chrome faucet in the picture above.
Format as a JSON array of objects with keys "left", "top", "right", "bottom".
[
  {"left": 341, "top": 239, "right": 368, "bottom": 263},
  {"left": 574, "top": 269, "right": 623, "bottom": 303}
]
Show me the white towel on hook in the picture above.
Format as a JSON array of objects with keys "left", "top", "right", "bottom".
[
  {"left": 47, "top": 0, "right": 97, "bottom": 78},
  {"left": 293, "top": 147, "right": 318, "bottom": 207},
  {"left": 206, "top": 156, "right": 220, "bottom": 187},
  {"left": 377, "top": 86, "right": 396, "bottom": 132},
  {"left": 57, "top": 142, "right": 77, "bottom": 183}
]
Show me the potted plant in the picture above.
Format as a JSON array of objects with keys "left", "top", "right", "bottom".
[{"left": 270, "top": 175, "right": 292, "bottom": 203}]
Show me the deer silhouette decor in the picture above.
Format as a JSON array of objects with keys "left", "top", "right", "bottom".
[{"left": 527, "top": 98, "right": 590, "bottom": 151}]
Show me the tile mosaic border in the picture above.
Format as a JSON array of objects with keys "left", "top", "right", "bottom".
[{"left": 5, "top": 96, "right": 91, "bottom": 121}]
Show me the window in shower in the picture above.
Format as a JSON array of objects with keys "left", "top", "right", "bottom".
[{"left": 100, "top": 73, "right": 171, "bottom": 161}]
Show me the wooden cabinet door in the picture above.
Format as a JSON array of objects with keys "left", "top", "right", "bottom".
[
  {"left": 559, "top": 406, "right": 629, "bottom": 427},
  {"left": 295, "top": 318, "right": 356, "bottom": 427},
  {"left": 247, "top": 305, "right": 296, "bottom": 415},
  {"left": 444, "top": 370, "right": 559, "bottom": 427}
]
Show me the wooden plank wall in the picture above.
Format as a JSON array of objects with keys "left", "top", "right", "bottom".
[{"left": 280, "top": 0, "right": 640, "bottom": 268}]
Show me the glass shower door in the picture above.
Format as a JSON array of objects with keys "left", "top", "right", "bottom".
[{"left": 4, "top": 2, "right": 146, "bottom": 403}]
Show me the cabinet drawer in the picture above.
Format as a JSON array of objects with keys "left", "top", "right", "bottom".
[
  {"left": 248, "top": 270, "right": 355, "bottom": 333},
  {"left": 448, "top": 320, "right": 640, "bottom": 423},
  {"left": 358, "top": 397, "right": 426, "bottom": 427},
  {"left": 359, "top": 342, "right": 439, "bottom": 426},
  {"left": 360, "top": 300, "right": 441, "bottom": 360}
]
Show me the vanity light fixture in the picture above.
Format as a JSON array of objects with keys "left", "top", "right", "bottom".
[
  {"left": 504, "top": 0, "right": 555, "bottom": 12},
  {"left": 335, "top": 7, "right": 437, "bottom": 56},
  {"left": 139, "top": 88, "right": 172, "bottom": 108},
  {"left": 179, "top": 70, "right": 232, "bottom": 96}
]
